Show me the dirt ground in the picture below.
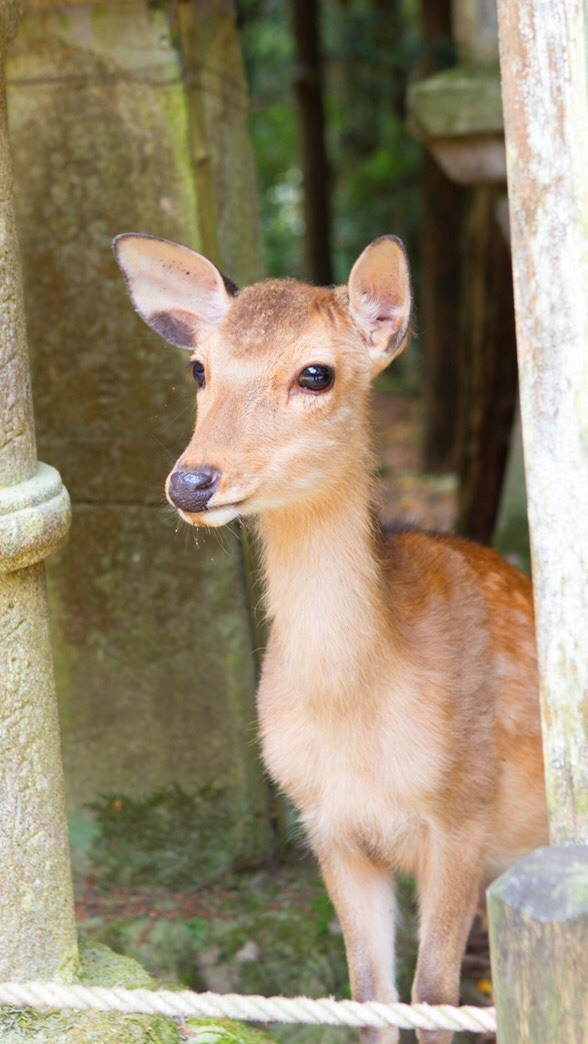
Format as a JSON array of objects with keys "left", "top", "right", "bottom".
[{"left": 372, "top": 379, "right": 458, "bottom": 533}]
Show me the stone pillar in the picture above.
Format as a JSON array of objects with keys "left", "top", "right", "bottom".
[
  {"left": 0, "top": 0, "right": 77, "bottom": 980},
  {"left": 7, "top": 0, "right": 272, "bottom": 885}
]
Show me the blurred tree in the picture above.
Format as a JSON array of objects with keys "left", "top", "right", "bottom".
[
  {"left": 410, "top": 4, "right": 518, "bottom": 543},
  {"left": 455, "top": 185, "right": 518, "bottom": 544},
  {"left": 418, "top": 0, "right": 464, "bottom": 473},
  {"left": 237, "top": 0, "right": 421, "bottom": 289},
  {"left": 237, "top": 0, "right": 302, "bottom": 277},
  {"left": 325, "top": 0, "right": 421, "bottom": 283},
  {"left": 237, "top": 0, "right": 516, "bottom": 544},
  {"left": 291, "top": 0, "right": 333, "bottom": 283}
]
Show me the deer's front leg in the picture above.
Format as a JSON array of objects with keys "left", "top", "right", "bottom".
[
  {"left": 316, "top": 845, "right": 399, "bottom": 1044},
  {"left": 412, "top": 829, "right": 486, "bottom": 1044}
]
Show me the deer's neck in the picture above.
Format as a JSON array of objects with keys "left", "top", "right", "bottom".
[{"left": 257, "top": 479, "right": 391, "bottom": 706}]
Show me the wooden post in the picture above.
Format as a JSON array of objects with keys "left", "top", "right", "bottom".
[
  {"left": 488, "top": 847, "right": 588, "bottom": 1043},
  {"left": 489, "top": 1, "right": 588, "bottom": 1040},
  {"left": 496, "top": 0, "right": 588, "bottom": 846}
]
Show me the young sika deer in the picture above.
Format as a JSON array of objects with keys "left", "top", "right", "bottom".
[{"left": 114, "top": 233, "right": 548, "bottom": 1043}]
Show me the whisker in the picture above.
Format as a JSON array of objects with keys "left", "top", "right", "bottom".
[
  {"left": 150, "top": 434, "right": 177, "bottom": 464},
  {"left": 157, "top": 399, "right": 196, "bottom": 427},
  {"left": 213, "top": 525, "right": 232, "bottom": 556}
]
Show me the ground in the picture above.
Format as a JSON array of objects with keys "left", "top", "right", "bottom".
[
  {"left": 372, "top": 375, "right": 458, "bottom": 534},
  {"left": 74, "top": 376, "right": 494, "bottom": 1044},
  {"left": 75, "top": 857, "right": 494, "bottom": 1044}
]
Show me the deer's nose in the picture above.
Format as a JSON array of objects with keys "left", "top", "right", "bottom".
[{"left": 168, "top": 467, "right": 221, "bottom": 512}]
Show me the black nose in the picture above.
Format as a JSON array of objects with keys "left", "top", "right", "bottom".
[{"left": 168, "top": 467, "right": 221, "bottom": 512}]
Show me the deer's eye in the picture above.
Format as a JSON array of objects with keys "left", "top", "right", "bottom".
[
  {"left": 298, "top": 365, "right": 334, "bottom": 392},
  {"left": 189, "top": 360, "right": 206, "bottom": 388}
]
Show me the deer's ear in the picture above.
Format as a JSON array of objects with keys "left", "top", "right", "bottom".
[
  {"left": 113, "top": 234, "right": 236, "bottom": 349},
  {"left": 348, "top": 235, "right": 412, "bottom": 375}
]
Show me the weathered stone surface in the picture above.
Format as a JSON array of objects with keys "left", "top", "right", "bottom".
[
  {"left": 488, "top": 846, "right": 588, "bottom": 1043},
  {"left": 7, "top": 3, "right": 200, "bottom": 504},
  {"left": 7, "top": 2, "right": 271, "bottom": 879},
  {"left": 409, "top": 67, "right": 503, "bottom": 139},
  {"left": 0, "top": 0, "right": 36, "bottom": 488},
  {"left": 49, "top": 506, "right": 268, "bottom": 879},
  {"left": 0, "top": 564, "right": 78, "bottom": 979},
  {"left": 0, "top": 462, "right": 70, "bottom": 572},
  {"left": 408, "top": 66, "right": 504, "bottom": 184},
  {"left": 0, "top": 0, "right": 78, "bottom": 981},
  {"left": 174, "top": 0, "right": 263, "bottom": 283}
]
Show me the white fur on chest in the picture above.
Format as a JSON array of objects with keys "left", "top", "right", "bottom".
[{"left": 258, "top": 670, "right": 443, "bottom": 871}]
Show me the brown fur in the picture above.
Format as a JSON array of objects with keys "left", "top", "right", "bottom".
[{"left": 115, "top": 233, "right": 548, "bottom": 1044}]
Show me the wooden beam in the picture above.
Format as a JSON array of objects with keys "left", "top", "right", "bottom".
[{"left": 496, "top": 0, "right": 588, "bottom": 845}]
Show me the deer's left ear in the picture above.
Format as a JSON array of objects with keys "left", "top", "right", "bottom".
[{"left": 348, "top": 235, "right": 412, "bottom": 375}]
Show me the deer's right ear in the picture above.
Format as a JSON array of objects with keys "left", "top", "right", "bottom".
[
  {"left": 113, "top": 234, "right": 235, "bottom": 349},
  {"left": 348, "top": 235, "right": 412, "bottom": 376}
]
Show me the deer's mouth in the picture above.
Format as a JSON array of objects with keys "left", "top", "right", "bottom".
[{"left": 177, "top": 500, "right": 245, "bottom": 528}]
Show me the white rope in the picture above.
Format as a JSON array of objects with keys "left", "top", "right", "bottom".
[{"left": 0, "top": 982, "right": 496, "bottom": 1034}]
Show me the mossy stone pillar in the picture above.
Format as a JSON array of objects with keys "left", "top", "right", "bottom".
[
  {"left": 7, "top": 1, "right": 271, "bottom": 884},
  {"left": 0, "top": 0, "right": 77, "bottom": 980}
]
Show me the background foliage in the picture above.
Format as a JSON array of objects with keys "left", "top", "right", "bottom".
[{"left": 237, "top": 0, "right": 422, "bottom": 285}]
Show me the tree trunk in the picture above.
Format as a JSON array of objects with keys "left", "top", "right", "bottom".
[
  {"left": 496, "top": 0, "right": 588, "bottom": 845},
  {"left": 291, "top": 0, "right": 333, "bottom": 285},
  {"left": 420, "top": 0, "right": 465, "bottom": 473},
  {"left": 421, "top": 154, "right": 465, "bottom": 472},
  {"left": 455, "top": 185, "right": 518, "bottom": 543}
]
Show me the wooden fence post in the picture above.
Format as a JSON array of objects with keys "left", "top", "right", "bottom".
[{"left": 489, "top": 1, "right": 588, "bottom": 1040}]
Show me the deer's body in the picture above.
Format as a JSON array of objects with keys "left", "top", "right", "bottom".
[
  {"left": 115, "top": 234, "right": 548, "bottom": 1043},
  {"left": 260, "top": 520, "right": 544, "bottom": 880}
]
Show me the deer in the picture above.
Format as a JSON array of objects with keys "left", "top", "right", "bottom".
[{"left": 114, "top": 232, "right": 548, "bottom": 1044}]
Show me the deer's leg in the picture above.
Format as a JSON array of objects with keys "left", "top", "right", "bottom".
[
  {"left": 412, "top": 829, "right": 485, "bottom": 1044},
  {"left": 316, "top": 845, "right": 399, "bottom": 1044}
]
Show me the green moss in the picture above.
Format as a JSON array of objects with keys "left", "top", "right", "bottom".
[
  {"left": 184, "top": 1023, "right": 270, "bottom": 1043},
  {"left": 0, "top": 943, "right": 269, "bottom": 1043},
  {"left": 87, "top": 785, "right": 268, "bottom": 890},
  {"left": 0, "top": 943, "right": 178, "bottom": 1044},
  {"left": 79, "top": 942, "right": 157, "bottom": 988}
]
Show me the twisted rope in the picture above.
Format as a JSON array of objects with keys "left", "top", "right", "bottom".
[{"left": 0, "top": 982, "right": 496, "bottom": 1034}]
